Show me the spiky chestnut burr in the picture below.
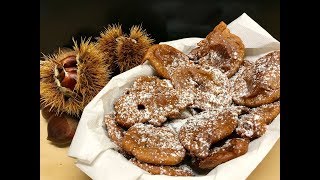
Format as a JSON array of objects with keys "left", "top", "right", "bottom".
[
  {"left": 96, "top": 24, "right": 153, "bottom": 75},
  {"left": 116, "top": 25, "right": 154, "bottom": 73},
  {"left": 40, "top": 39, "right": 110, "bottom": 117},
  {"left": 96, "top": 24, "right": 123, "bottom": 75}
]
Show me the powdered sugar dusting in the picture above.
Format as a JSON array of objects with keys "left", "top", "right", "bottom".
[
  {"left": 236, "top": 101, "right": 280, "bottom": 139},
  {"left": 103, "top": 32, "right": 280, "bottom": 176},
  {"left": 123, "top": 123, "right": 186, "bottom": 165},
  {"left": 179, "top": 108, "right": 239, "bottom": 158},
  {"left": 188, "top": 22, "right": 245, "bottom": 78},
  {"left": 192, "top": 66, "right": 232, "bottom": 110},
  {"left": 251, "top": 51, "right": 280, "bottom": 93},
  {"left": 131, "top": 123, "right": 184, "bottom": 151},
  {"left": 196, "top": 138, "right": 250, "bottom": 169},
  {"left": 166, "top": 54, "right": 194, "bottom": 77},
  {"left": 172, "top": 65, "right": 232, "bottom": 111},
  {"left": 114, "top": 76, "right": 187, "bottom": 127},
  {"left": 232, "top": 51, "right": 280, "bottom": 106},
  {"left": 104, "top": 113, "right": 125, "bottom": 149},
  {"left": 130, "top": 158, "right": 194, "bottom": 176}
]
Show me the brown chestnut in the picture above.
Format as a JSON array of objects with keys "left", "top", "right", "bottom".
[
  {"left": 47, "top": 114, "right": 79, "bottom": 145},
  {"left": 64, "top": 67, "right": 77, "bottom": 73},
  {"left": 41, "top": 107, "right": 55, "bottom": 120},
  {"left": 60, "top": 71, "right": 77, "bottom": 90},
  {"left": 62, "top": 55, "right": 77, "bottom": 68},
  {"left": 57, "top": 55, "right": 78, "bottom": 91}
]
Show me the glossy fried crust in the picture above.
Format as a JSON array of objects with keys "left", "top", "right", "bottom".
[
  {"left": 130, "top": 158, "right": 194, "bottom": 176},
  {"left": 122, "top": 123, "right": 186, "bottom": 165},
  {"left": 232, "top": 51, "right": 280, "bottom": 107},
  {"left": 194, "top": 138, "right": 249, "bottom": 169},
  {"left": 236, "top": 101, "right": 280, "bottom": 139},
  {"left": 143, "top": 44, "right": 193, "bottom": 79},
  {"left": 189, "top": 21, "right": 245, "bottom": 78}
]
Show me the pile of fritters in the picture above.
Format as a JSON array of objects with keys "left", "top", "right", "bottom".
[{"left": 104, "top": 21, "right": 280, "bottom": 176}]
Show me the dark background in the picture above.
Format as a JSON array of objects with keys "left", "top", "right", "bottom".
[{"left": 40, "top": 0, "right": 279, "bottom": 54}]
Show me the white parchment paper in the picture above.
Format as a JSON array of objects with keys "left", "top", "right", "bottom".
[{"left": 68, "top": 13, "right": 280, "bottom": 180}]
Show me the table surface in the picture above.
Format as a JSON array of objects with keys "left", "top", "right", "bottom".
[{"left": 40, "top": 111, "right": 280, "bottom": 180}]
